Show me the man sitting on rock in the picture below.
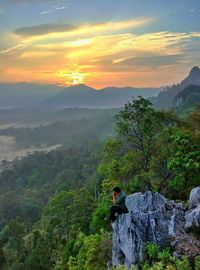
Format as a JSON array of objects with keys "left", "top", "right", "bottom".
[{"left": 108, "top": 186, "right": 129, "bottom": 222}]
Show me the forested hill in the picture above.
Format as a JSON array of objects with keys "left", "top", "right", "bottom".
[
  {"left": 151, "top": 66, "right": 200, "bottom": 109},
  {"left": 173, "top": 84, "right": 200, "bottom": 113},
  {"left": 0, "top": 97, "right": 199, "bottom": 269}
]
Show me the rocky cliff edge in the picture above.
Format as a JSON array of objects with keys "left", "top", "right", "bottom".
[{"left": 111, "top": 187, "right": 200, "bottom": 268}]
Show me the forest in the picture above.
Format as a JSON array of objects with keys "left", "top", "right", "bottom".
[
  {"left": 0, "top": 97, "right": 199, "bottom": 270},
  {"left": 0, "top": 109, "right": 116, "bottom": 148}
]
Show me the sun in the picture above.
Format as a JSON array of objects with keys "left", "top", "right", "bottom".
[
  {"left": 57, "top": 69, "right": 86, "bottom": 85},
  {"left": 67, "top": 71, "right": 85, "bottom": 85}
]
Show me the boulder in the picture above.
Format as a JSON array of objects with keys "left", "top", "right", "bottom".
[
  {"left": 189, "top": 187, "right": 200, "bottom": 209},
  {"left": 185, "top": 205, "right": 200, "bottom": 231}
]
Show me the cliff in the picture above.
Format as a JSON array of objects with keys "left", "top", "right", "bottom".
[
  {"left": 111, "top": 188, "right": 200, "bottom": 268},
  {"left": 151, "top": 66, "right": 200, "bottom": 109}
]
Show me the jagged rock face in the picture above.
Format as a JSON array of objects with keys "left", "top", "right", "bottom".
[
  {"left": 112, "top": 191, "right": 185, "bottom": 268},
  {"left": 181, "top": 66, "right": 200, "bottom": 88},
  {"left": 188, "top": 66, "right": 200, "bottom": 84},
  {"left": 185, "top": 187, "right": 200, "bottom": 231},
  {"left": 152, "top": 66, "right": 200, "bottom": 109},
  {"left": 174, "top": 187, "right": 200, "bottom": 258},
  {"left": 189, "top": 186, "right": 200, "bottom": 209},
  {"left": 185, "top": 205, "right": 200, "bottom": 231}
]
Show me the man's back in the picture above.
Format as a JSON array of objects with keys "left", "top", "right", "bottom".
[{"left": 115, "top": 191, "right": 126, "bottom": 207}]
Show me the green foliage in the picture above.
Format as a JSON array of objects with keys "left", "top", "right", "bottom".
[
  {"left": 0, "top": 142, "right": 102, "bottom": 231},
  {"left": 68, "top": 230, "right": 112, "bottom": 270},
  {"left": 98, "top": 96, "right": 181, "bottom": 197},
  {"left": 174, "top": 85, "right": 200, "bottom": 114},
  {"left": 91, "top": 192, "right": 111, "bottom": 231},
  {"left": 175, "top": 256, "right": 192, "bottom": 270},
  {"left": 0, "top": 132, "right": 103, "bottom": 269},
  {"left": 142, "top": 243, "right": 192, "bottom": 270},
  {"left": 0, "top": 220, "right": 26, "bottom": 269},
  {"left": 195, "top": 256, "right": 200, "bottom": 270},
  {"left": 157, "top": 248, "right": 172, "bottom": 264},
  {"left": 145, "top": 242, "right": 160, "bottom": 262},
  {"left": 168, "top": 130, "right": 200, "bottom": 198}
]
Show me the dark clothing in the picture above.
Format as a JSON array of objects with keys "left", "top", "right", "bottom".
[
  {"left": 115, "top": 191, "right": 126, "bottom": 207},
  {"left": 109, "top": 205, "right": 128, "bottom": 222},
  {"left": 109, "top": 191, "right": 128, "bottom": 222}
]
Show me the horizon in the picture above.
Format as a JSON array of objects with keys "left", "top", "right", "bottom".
[
  {"left": 0, "top": 65, "right": 197, "bottom": 90},
  {"left": 0, "top": 0, "right": 200, "bottom": 89}
]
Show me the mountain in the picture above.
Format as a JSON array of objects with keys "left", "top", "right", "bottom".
[
  {"left": 47, "top": 84, "right": 160, "bottom": 108},
  {"left": 151, "top": 66, "right": 200, "bottom": 109},
  {"left": 0, "top": 82, "right": 62, "bottom": 108},
  {"left": 173, "top": 84, "right": 200, "bottom": 113},
  {"left": 0, "top": 82, "right": 160, "bottom": 109},
  {"left": 1, "top": 67, "right": 200, "bottom": 109}
]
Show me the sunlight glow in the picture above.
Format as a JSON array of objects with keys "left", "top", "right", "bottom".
[
  {"left": 1, "top": 16, "right": 200, "bottom": 88},
  {"left": 57, "top": 69, "right": 88, "bottom": 85}
]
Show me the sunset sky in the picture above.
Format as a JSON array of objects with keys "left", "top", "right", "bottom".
[{"left": 0, "top": 0, "right": 200, "bottom": 88}]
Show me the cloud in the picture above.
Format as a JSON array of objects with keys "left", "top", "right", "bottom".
[
  {"left": 1, "top": 15, "right": 200, "bottom": 88},
  {"left": 14, "top": 23, "right": 79, "bottom": 37},
  {"left": 40, "top": 4, "right": 69, "bottom": 15},
  {"left": 114, "top": 54, "right": 185, "bottom": 68},
  {"left": 54, "top": 6, "right": 67, "bottom": 10},
  {"left": 13, "top": 18, "right": 152, "bottom": 39},
  {"left": 40, "top": 10, "right": 53, "bottom": 15}
]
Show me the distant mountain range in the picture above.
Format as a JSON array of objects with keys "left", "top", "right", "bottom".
[
  {"left": 151, "top": 66, "right": 200, "bottom": 109},
  {"left": 46, "top": 84, "right": 161, "bottom": 108},
  {"left": 0, "top": 83, "right": 62, "bottom": 108},
  {"left": 0, "top": 83, "right": 160, "bottom": 109},
  {"left": 0, "top": 66, "right": 200, "bottom": 109}
]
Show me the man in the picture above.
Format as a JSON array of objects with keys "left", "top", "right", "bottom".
[{"left": 108, "top": 186, "right": 128, "bottom": 222}]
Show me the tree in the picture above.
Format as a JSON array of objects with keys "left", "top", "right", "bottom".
[
  {"left": 0, "top": 220, "right": 26, "bottom": 269},
  {"left": 98, "top": 96, "right": 179, "bottom": 193},
  {"left": 68, "top": 230, "right": 112, "bottom": 270},
  {"left": 115, "top": 96, "right": 158, "bottom": 173},
  {"left": 168, "top": 130, "right": 200, "bottom": 198}
]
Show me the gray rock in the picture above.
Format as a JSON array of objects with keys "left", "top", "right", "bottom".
[
  {"left": 185, "top": 205, "right": 200, "bottom": 231},
  {"left": 125, "top": 191, "right": 167, "bottom": 212},
  {"left": 112, "top": 191, "right": 185, "bottom": 268},
  {"left": 189, "top": 186, "right": 200, "bottom": 209}
]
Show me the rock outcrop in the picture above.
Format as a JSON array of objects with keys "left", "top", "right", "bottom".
[
  {"left": 185, "top": 187, "right": 200, "bottom": 231},
  {"left": 189, "top": 186, "right": 200, "bottom": 209},
  {"left": 111, "top": 188, "right": 200, "bottom": 269}
]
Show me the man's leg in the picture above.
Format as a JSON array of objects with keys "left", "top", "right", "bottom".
[{"left": 109, "top": 206, "right": 120, "bottom": 222}]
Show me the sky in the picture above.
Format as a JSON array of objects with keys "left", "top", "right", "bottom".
[{"left": 0, "top": 0, "right": 200, "bottom": 88}]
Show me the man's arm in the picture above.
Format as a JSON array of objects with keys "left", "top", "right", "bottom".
[{"left": 112, "top": 192, "right": 116, "bottom": 204}]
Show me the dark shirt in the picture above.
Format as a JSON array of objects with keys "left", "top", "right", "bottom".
[{"left": 115, "top": 191, "right": 126, "bottom": 207}]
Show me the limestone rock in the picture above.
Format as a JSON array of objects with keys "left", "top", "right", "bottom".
[
  {"left": 189, "top": 186, "right": 200, "bottom": 210},
  {"left": 112, "top": 191, "right": 185, "bottom": 268},
  {"left": 185, "top": 205, "right": 200, "bottom": 231}
]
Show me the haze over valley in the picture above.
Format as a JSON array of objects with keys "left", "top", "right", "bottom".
[{"left": 0, "top": 66, "right": 200, "bottom": 164}]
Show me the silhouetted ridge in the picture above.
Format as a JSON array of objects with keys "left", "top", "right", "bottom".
[
  {"left": 151, "top": 66, "right": 200, "bottom": 109},
  {"left": 189, "top": 66, "right": 200, "bottom": 77}
]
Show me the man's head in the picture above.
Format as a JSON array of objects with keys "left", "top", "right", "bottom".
[{"left": 113, "top": 186, "right": 121, "bottom": 196}]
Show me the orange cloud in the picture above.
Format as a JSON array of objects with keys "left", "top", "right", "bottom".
[{"left": 0, "top": 17, "right": 200, "bottom": 88}]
